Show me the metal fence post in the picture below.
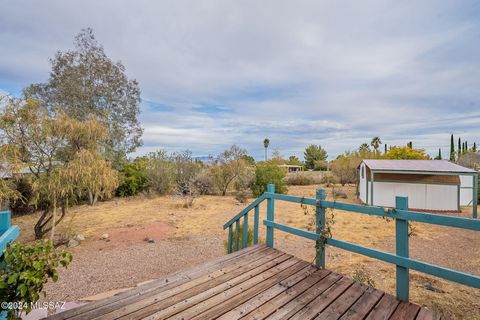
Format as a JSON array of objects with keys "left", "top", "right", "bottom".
[
  {"left": 395, "top": 196, "right": 409, "bottom": 301},
  {"left": 316, "top": 189, "right": 326, "bottom": 268},
  {"left": 266, "top": 184, "right": 275, "bottom": 247}
]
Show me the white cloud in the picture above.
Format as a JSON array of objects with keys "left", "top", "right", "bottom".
[{"left": 0, "top": 0, "right": 479, "bottom": 159}]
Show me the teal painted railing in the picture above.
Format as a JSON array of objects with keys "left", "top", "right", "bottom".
[
  {"left": 1, "top": 211, "right": 19, "bottom": 320},
  {"left": 0, "top": 211, "right": 19, "bottom": 260},
  {"left": 223, "top": 184, "right": 480, "bottom": 302}
]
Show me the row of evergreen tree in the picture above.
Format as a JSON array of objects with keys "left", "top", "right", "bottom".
[{"left": 447, "top": 134, "right": 477, "bottom": 161}]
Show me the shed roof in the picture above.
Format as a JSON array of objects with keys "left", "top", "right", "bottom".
[{"left": 362, "top": 160, "right": 477, "bottom": 174}]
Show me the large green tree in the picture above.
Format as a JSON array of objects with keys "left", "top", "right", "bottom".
[
  {"left": 25, "top": 28, "right": 142, "bottom": 167},
  {"left": 304, "top": 145, "right": 328, "bottom": 170}
]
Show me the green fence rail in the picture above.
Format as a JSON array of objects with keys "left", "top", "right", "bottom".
[{"left": 223, "top": 184, "right": 480, "bottom": 302}]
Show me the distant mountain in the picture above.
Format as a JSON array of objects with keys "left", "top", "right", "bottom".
[{"left": 193, "top": 156, "right": 214, "bottom": 164}]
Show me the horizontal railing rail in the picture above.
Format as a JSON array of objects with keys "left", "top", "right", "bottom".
[
  {"left": 268, "top": 192, "right": 480, "bottom": 231},
  {"left": 0, "top": 211, "right": 19, "bottom": 259},
  {"left": 223, "top": 184, "right": 480, "bottom": 302}
]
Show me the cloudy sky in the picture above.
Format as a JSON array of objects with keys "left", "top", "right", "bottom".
[{"left": 1, "top": 1, "right": 479, "bottom": 160}]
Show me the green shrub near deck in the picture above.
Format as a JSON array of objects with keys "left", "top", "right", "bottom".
[{"left": 251, "top": 161, "right": 287, "bottom": 197}]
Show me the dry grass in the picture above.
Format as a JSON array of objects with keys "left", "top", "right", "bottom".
[{"left": 12, "top": 184, "right": 480, "bottom": 319}]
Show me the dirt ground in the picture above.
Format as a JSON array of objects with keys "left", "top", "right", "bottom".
[{"left": 12, "top": 185, "right": 480, "bottom": 319}]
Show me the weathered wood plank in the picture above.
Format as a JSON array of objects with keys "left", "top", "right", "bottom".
[
  {"left": 365, "top": 294, "right": 400, "bottom": 320},
  {"left": 241, "top": 269, "right": 331, "bottom": 320},
  {"left": 389, "top": 302, "right": 420, "bottom": 320},
  {"left": 416, "top": 308, "right": 442, "bottom": 320},
  {"left": 54, "top": 245, "right": 270, "bottom": 320},
  {"left": 266, "top": 272, "right": 343, "bottom": 320},
  {"left": 338, "top": 287, "right": 383, "bottom": 320},
  {"left": 184, "top": 260, "right": 310, "bottom": 320},
  {"left": 289, "top": 277, "right": 354, "bottom": 320},
  {"left": 117, "top": 252, "right": 293, "bottom": 319},
  {"left": 314, "top": 283, "right": 367, "bottom": 320},
  {"left": 95, "top": 250, "right": 289, "bottom": 320},
  {"left": 46, "top": 247, "right": 432, "bottom": 320},
  {"left": 216, "top": 265, "right": 320, "bottom": 320}
]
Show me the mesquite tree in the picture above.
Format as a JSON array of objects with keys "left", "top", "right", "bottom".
[{"left": 0, "top": 96, "right": 118, "bottom": 239}]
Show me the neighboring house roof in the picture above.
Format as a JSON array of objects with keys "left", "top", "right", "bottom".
[
  {"left": 279, "top": 164, "right": 303, "bottom": 168},
  {"left": 361, "top": 160, "right": 477, "bottom": 174}
]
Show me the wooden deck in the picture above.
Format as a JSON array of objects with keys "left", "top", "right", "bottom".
[{"left": 47, "top": 245, "right": 439, "bottom": 320}]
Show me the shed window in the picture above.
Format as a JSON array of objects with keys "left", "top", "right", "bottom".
[{"left": 361, "top": 166, "right": 364, "bottom": 179}]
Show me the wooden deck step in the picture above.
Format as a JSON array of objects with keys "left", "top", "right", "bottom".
[{"left": 46, "top": 245, "right": 440, "bottom": 320}]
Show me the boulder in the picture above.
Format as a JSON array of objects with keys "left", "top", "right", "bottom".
[
  {"left": 67, "top": 239, "right": 79, "bottom": 248},
  {"left": 73, "top": 234, "right": 85, "bottom": 241}
]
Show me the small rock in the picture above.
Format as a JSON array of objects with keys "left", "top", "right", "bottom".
[
  {"left": 73, "top": 234, "right": 85, "bottom": 241},
  {"left": 424, "top": 282, "right": 444, "bottom": 293},
  {"left": 144, "top": 237, "right": 155, "bottom": 243},
  {"left": 100, "top": 233, "right": 109, "bottom": 240},
  {"left": 67, "top": 239, "right": 79, "bottom": 248}
]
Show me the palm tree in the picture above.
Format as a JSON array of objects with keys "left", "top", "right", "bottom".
[
  {"left": 263, "top": 138, "right": 270, "bottom": 161},
  {"left": 370, "top": 137, "right": 382, "bottom": 153},
  {"left": 358, "top": 143, "right": 370, "bottom": 153}
]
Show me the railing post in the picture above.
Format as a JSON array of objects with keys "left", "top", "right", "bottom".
[
  {"left": 227, "top": 225, "right": 233, "bottom": 253},
  {"left": 235, "top": 220, "right": 240, "bottom": 251},
  {"left": 316, "top": 189, "right": 326, "bottom": 268},
  {"left": 266, "top": 184, "right": 275, "bottom": 248},
  {"left": 395, "top": 196, "right": 409, "bottom": 302},
  {"left": 253, "top": 205, "right": 259, "bottom": 244},
  {"left": 473, "top": 173, "right": 478, "bottom": 219},
  {"left": 242, "top": 213, "right": 249, "bottom": 249}
]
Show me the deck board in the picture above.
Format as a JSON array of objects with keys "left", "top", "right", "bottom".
[{"left": 46, "top": 245, "right": 438, "bottom": 320}]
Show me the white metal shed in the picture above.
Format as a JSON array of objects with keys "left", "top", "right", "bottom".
[{"left": 358, "top": 160, "right": 478, "bottom": 217}]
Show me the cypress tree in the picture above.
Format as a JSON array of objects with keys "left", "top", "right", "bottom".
[
  {"left": 465, "top": 141, "right": 468, "bottom": 152},
  {"left": 438, "top": 148, "right": 442, "bottom": 160},
  {"left": 458, "top": 137, "right": 461, "bottom": 158},
  {"left": 450, "top": 134, "right": 455, "bottom": 161},
  {"left": 474, "top": 142, "right": 477, "bottom": 152},
  {"left": 384, "top": 143, "right": 387, "bottom": 154}
]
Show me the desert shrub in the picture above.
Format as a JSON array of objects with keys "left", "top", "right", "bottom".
[
  {"left": 320, "top": 175, "right": 338, "bottom": 185},
  {"left": 286, "top": 173, "right": 313, "bottom": 186},
  {"left": 146, "top": 152, "right": 176, "bottom": 195},
  {"left": 209, "top": 145, "right": 251, "bottom": 196},
  {"left": 330, "top": 155, "right": 359, "bottom": 186},
  {"left": 251, "top": 161, "right": 287, "bottom": 197},
  {"left": 0, "top": 240, "right": 72, "bottom": 319},
  {"left": 313, "top": 160, "right": 329, "bottom": 171},
  {"left": 191, "top": 171, "right": 215, "bottom": 195},
  {"left": 352, "top": 267, "right": 376, "bottom": 288},
  {"left": 235, "top": 189, "right": 250, "bottom": 204},
  {"left": 116, "top": 160, "right": 149, "bottom": 197},
  {"left": 234, "top": 166, "right": 255, "bottom": 191},
  {"left": 224, "top": 224, "right": 254, "bottom": 252},
  {"left": 171, "top": 151, "right": 200, "bottom": 195}
]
